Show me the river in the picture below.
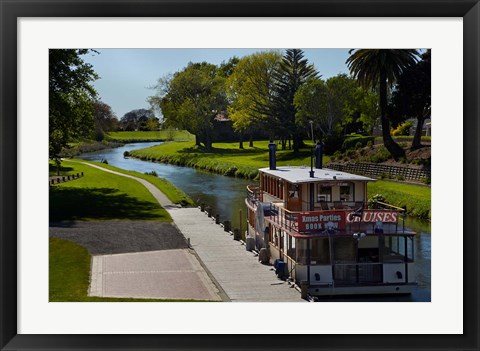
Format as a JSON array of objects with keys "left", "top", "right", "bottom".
[{"left": 77, "top": 141, "right": 431, "bottom": 302}]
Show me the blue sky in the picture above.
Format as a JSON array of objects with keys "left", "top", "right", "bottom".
[{"left": 82, "top": 48, "right": 352, "bottom": 118}]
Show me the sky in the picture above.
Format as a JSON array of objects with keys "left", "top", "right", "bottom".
[{"left": 82, "top": 48, "right": 351, "bottom": 119}]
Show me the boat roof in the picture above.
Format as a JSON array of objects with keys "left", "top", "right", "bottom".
[{"left": 259, "top": 166, "right": 375, "bottom": 184}]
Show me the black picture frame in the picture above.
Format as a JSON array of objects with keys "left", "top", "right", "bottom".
[{"left": 1, "top": 1, "right": 478, "bottom": 350}]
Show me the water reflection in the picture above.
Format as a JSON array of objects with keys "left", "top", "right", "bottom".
[{"left": 77, "top": 142, "right": 431, "bottom": 301}]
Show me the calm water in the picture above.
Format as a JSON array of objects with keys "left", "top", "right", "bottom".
[{"left": 77, "top": 142, "right": 431, "bottom": 302}]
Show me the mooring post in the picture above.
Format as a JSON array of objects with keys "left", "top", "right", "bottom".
[
  {"left": 239, "top": 209, "right": 243, "bottom": 239},
  {"left": 224, "top": 220, "right": 231, "bottom": 232},
  {"left": 233, "top": 228, "right": 240, "bottom": 241}
]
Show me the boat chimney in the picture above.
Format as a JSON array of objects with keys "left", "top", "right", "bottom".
[
  {"left": 315, "top": 142, "right": 323, "bottom": 169},
  {"left": 268, "top": 142, "right": 277, "bottom": 170}
]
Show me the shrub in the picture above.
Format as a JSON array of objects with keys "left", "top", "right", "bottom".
[
  {"left": 366, "top": 140, "right": 373, "bottom": 148},
  {"left": 391, "top": 121, "right": 413, "bottom": 136},
  {"left": 369, "top": 145, "right": 390, "bottom": 163},
  {"left": 101, "top": 159, "right": 108, "bottom": 164},
  {"left": 342, "top": 135, "right": 375, "bottom": 151},
  {"left": 144, "top": 170, "right": 158, "bottom": 177},
  {"left": 123, "top": 151, "right": 130, "bottom": 157}
]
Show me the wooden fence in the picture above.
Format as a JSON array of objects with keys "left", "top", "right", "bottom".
[
  {"left": 327, "top": 162, "right": 430, "bottom": 183},
  {"left": 49, "top": 172, "right": 84, "bottom": 186}
]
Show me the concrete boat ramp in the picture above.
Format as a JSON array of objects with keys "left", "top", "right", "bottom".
[{"left": 76, "top": 162, "right": 302, "bottom": 302}]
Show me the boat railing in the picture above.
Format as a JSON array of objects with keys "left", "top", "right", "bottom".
[
  {"left": 246, "top": 185, "right": 261, "bottom": 205},
  {"left": 267, "top": 202, "right": 406, "bottom": 235},
  {"left": 332, "top": 262, "right": 383, "bottom": 285}
]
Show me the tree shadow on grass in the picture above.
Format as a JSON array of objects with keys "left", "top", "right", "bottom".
[
  {"left": 49, "top": 163, "right": 74, "bottom": 174},
  {"left": 50, "top": 187, "right": 163, "bottom": 222}
]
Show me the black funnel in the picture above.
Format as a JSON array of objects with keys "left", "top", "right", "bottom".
[
  {"left": 315, "top": 142, "right": 323, "bottom": 169},
  {"left": 268, "top": 142, "right": 277, "bottom": 170}
]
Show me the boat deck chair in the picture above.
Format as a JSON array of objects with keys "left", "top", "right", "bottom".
[{"left": 319, "top": 201, "right": 330, "bottom": 210}]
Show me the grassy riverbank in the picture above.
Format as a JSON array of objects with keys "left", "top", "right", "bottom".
[
  {"left": 85, "top": 161, "right": 195, "bottom": 207},
  {"left": 368, "top": 180, "right": 430, "bottom": 220},
  {"left": 130, "top": 140, "right": 330, "bottom": 179},
  {"left": 106, "top": 130, "right": 194, "bottom": 142},
  {"left": 50, "top": 160, "right": 172, "bottom": 222}
]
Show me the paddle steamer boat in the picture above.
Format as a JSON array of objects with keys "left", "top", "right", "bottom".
[{"left": 245, "top": 143, "right": 416, "bottom": 296}]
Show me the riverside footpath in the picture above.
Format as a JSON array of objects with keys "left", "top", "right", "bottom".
[{"left": 76, "top": 161, "right": 302, "bottom": 302}]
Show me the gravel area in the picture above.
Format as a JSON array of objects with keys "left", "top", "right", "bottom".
[{"left": 49, "top": 220, "right": 188, "bottom": 255}]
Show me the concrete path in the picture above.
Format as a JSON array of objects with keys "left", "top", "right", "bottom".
[
  {"left": 168, "top": 207, "right": 301, "bottom": 302},
  {"left": 89, "top": 249, "right": 221, "bottom": 301},
  {"left": 76, "top": 161, "right": 301, "bottom": 302}
]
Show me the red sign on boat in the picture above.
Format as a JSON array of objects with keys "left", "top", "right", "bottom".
[
  {"left": 346, "top": 210, "right": 398, "bottom": 223},
  {"left": 298, "top": 211, "right": 346, "bottom": 232}
]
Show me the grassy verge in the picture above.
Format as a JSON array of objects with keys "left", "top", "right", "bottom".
[
  {"left": 368, "top": 180, "right": 431, "bottom": 220},
  {"left": 81, "top": 160, "right": 194, "bottom": 207},
  {"left": 130, "top": 140, "right": 331, "bottom": 180},
  {"left": 49, "top": 160, "right": 171, "bottom": 222},
  {"left": 49, "top": 237, "right": 208, "bottom": 302},
  {"left": 106, "top": 130, "right": 194, "bottom": 142}
]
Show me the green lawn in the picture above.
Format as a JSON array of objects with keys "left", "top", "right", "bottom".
[
  {"left": 50, "top": 160, "right": 171, "bottom": 222},
  {"left": 49, "top": 237, "right": 208, "bottom": 302},
  {"left": 84, "top": 161, "right": 194, "bottom": 207},
  {"left": 130, "top": 140, "right": 330, "bottom": 179},
  {"left": 368, "top": 180, "right": 431, "bottom": 220},
  {"left": 106, "top": 130, "right": 194, "bottom": 142}
]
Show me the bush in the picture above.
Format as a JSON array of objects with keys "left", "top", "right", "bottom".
[
  {"left": 124, "top": 151, "right": 130, "bottom": 157},
  {"left": 366, "top": 140, "right": 373, "bottom": 148},
  {"left": 342, "top": 135, "right": 375, "bottom": 151},
  {"left": 369, "top": 145, "right": 390, "bottom": 163},
  {"left": 144, "top": 170, "right": 158, "bottom": 177},
  {"left": 101, "top": 159, "right": 108, "bottom": 164},
  {"left": 391, "top": 121, "right": 413, "bottom": 136}
]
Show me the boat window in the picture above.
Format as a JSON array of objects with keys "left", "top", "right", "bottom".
[
  {"left": 339, "top": 182, "right": 354, "bottom": 202},
  {"left": 317, "top": 184, "right": 332, "bottom": 202},
  {"left": 383, "top": 235, "right": 412, "bottom": 262},
  {"left": 332, "top": 237, "right": 356, "bottom": 263},
  {"left": 296, "top": 239, "right": 308, "bottom": 264},
  {"left": 311, "top": 238, "right": 330, "bottom": 264}
]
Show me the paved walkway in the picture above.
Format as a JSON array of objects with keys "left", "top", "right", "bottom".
[
  {"left": 77, "top": 161, "right": 302, "bottom": 302},
  {"left": 89, "top": 249, "right": 221, "bottom": 301}
]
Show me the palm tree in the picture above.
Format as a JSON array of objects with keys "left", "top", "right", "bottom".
[{"left": 346, "top": 49, "right": 419, "bottom": 160}]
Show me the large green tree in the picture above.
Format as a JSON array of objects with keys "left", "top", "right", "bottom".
[
  {"left": 226, "top": 51, "right": 281, "bottom": 148},
  {"left": 346, "top": 49, "right": 419, "bottom": 160},
  {"left": 295, "top": 75, "right": 357, "bottom": 140},
  {"left": 389, "top": 49, "right": 431, "bottom": 150},
  {"left": 92, "top": 101, "right": 119, "bottom": 140},
  {"left": 273, "top": 49, "right": 318, "bottom": 152},
  {"left": 49, "top": 49, "right": 98, "bottom": 172},
  {"left": 150, "top": 62, "right": 227, "bottom": 150}
]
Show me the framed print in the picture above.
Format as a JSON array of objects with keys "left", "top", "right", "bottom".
[{"left": 1, "top": 0, "right": 479, "bottom": 350}]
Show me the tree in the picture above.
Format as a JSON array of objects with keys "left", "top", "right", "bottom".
[
  {"left": 120, "top": 108, "right": 155, "bottom": 131},
  {"left": 93, "top": 101, "right": 119, "bottom": 140},
  {"left": 294, "top": 74, "right": 364, "bottom": 152},
  {"left": 273, "top": 49, "right": 318, "bottom": 152},
  {"left": 346, "top": 49, "right": 419, "bottom": 160},
  {"left": 49, "top": 49, "right": 98, "bottom": 173},
  {"left": 150, "top": 62, "right": 227, "bottom": 150},
  {"left": 389, "top": 50, "right": 431, "bottom": 150},
  {"left": 226, "top": 51, "right": 281, "bottom": 148}
]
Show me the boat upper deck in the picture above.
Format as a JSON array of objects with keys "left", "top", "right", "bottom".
[{"left": 259, "top": 166, "right": 375, "bottom": 184}]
